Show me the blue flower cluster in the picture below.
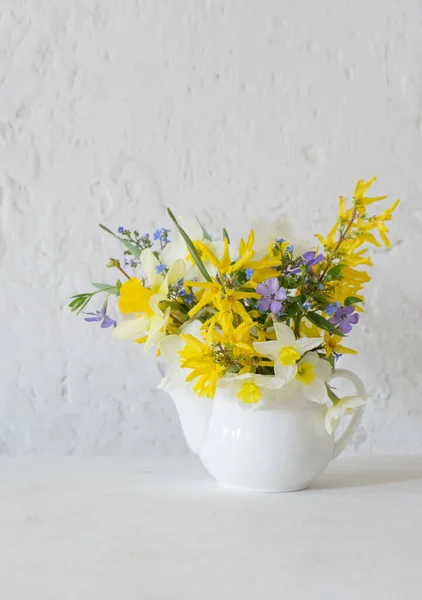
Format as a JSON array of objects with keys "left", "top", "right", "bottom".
[
  {"left": 325, "top": 301, "right": 341, "bottom": 316},
  {"left": 153, "top": 228, "right": 171, "bottom": 245}
]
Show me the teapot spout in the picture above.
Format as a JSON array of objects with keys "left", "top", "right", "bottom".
[{"left": 167, "top": 388, "right": 212, "bottom": 454}]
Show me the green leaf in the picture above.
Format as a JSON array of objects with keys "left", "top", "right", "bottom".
[
  {"left": 222, "top": 228, "right": 230, "bottom": 243},
  {"left": 92, "top": 283, "right": 119, "bottom": 295},
  {"left": 198, "top": 220, "right": 212, "bottom": 241},
  {"left": 306, "top": 311, "right": 345, "bottom": 337},
  {"left": 166, "top": 208, "right": 212, "bottom": 282},
  {"left": 68, "top": 297, "right": 86, "bottom": 310},
  {"left": 325, "top": 264, "right": 343, "bottom": 282},
  {"left": 99, "top": 224, "right": 141, "bottom": 259},
  {"left": 344, "top": 296, "right": 363, "bottom": 306},
  {"left": 326, "top": 384, "right": 341, "bottom": 405}
]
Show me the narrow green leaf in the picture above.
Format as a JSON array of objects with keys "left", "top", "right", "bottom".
[
  {"left": 92, "top": 283, "right": 119, "bottom": 295},
  {"left": 326, "top": 384, "right": 342, "bottom": 405},
  {"left": 222, "top": 228, "right": 230, "bottom": 243},
  {"left": 198, "top": 220, "right": 212, "bottom": 241},
  {"left": 306, "top": 311, "right": 345, "bottom": 337},
  {"left": 344, "top": 296, "right": 363, "bottom": 306},
  {"left": 99, "top": 224, "right": 141, "bottom": 258},
  {"left": 121, "top": 239, "right": 141, "bottom": 258},
  {"left": 166, "top": 208, "right": 212, "bottom": 282}
]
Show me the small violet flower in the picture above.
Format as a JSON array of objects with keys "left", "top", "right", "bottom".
[
  {"left": 290, "top": 250, "right": 325, "bottom": 275},
  {"left": 286, "top": 244, "right": 294, "bottom": 253},
  {"left": 84, "top": 305, "right": 117, "bottom": 329},
  {"left": 302, "top": 301, "right": 311, "bottom": 310},
  {"left": 325, "top": 301, "right": 341, "bottom": 316},
  {"left": 329, "top": 305, "right": 359, "bottom": 334},
  {"left": 245, "top": 268, "right": 254, "bottom": 281},
  {"left": 256, "top": 278, "right": 287, "bottom": 314},
  {"left": 155, "top": 264, "right": 166, "bottom": 274},
  {"left": 118, "top": 226, "right": 125, "bottom": 234}
]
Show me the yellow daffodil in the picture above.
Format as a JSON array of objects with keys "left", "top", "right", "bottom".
[{"left": 113, "top": 249, "right": 185, "bottom": 351}]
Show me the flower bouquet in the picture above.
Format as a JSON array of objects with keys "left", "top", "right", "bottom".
[{"left": 70, "top": 177, "right": 399, "bottom": 491}]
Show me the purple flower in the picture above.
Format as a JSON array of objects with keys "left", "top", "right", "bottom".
[
  {"left": 245, "top": 268, "right": 254, "bottom": 280},
  {"left": 329, "top": 305, "right": 359, "bottom": 334},
  {"left": 256, "top": 278, "right": 287, "bottom": 313},
  {"left": 84, "top": 305, "right": 117, "bottom": 328},
  {"left": 118, "top": 226, "right": 125, "bottom": 234},
  {"left": 290, "top": 250, "right": 325, "bottom": 275},
  {"left": 155, "top": 264, "right": 166, "bottom": 274}
]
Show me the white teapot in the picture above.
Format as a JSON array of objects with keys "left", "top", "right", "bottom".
[{"left": 160, "top": 365, "right": 365, "bottom": 493}]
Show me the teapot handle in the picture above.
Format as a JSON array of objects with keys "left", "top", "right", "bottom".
[{"left": 329, "top": 369, "right": 366, "bottom": 459}]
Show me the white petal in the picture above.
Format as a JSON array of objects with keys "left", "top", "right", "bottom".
[
  {"left": 112, "top": 315, "right": 149, "bottom": 340},
  {"left": 150, "top": 293, "right": 167, "bottom": 316},
  {"left": 207, "top": 240, "right": 236, "bottom": 261},
  {"left": 141, "top": 249, "right": 162, "bottom": 291},
  {"left": 252, "top": 374, "right": 285, "bottom": 389},
  {"left": 251, "top": 218, "right": 277, "bottom": 258},
  {"left": 160, "top": 233, "right": 186, "bottom": 264},
  {"left": 179, "top": 216, "right": 204, "bottom": 241},
  {"left": 159, "top": 335, "right": 184, "bottom": 362},
  {"left": 274, "top": 323, "right": 295, "bottom": 346},
  {"left": 274, "top": 363, "right": 297, "bottom": 383},
  {"left": 218, "top": 375, "right": 242, "bottom": 390},
  {"left": 300, "top": 351, "right": 319, "bottom": 365},
  {"left": 294, "top": 337, "right": 322, "bottom": 355},
  {"left": 166, "top": 259, "right": 186, "bottom": 285},
  {"left": 324, "top": 396, "right": 365, "bottom": 434},
  {"left": 314, "top": 357, "right": 332, "bottom": 382},
  {"left": 253, "top": 341, "right": 280, "bottom": 360},
  {"left": 181, "top": 319, "right": 202, "bottom": 339},
  {"left": 143, "top": 330, "right": 165, "bottom": 353},
  {"left": 301, "top": 377, "right": 328, "bottom": 404}
]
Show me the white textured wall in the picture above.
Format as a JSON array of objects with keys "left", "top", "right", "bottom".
[{"left": 1, "top": 0, "right": 422, "bottom": 455}]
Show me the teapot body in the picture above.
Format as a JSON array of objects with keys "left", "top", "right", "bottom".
[{"left": 199, "top": 387, "right": 334, "bottom": 492}]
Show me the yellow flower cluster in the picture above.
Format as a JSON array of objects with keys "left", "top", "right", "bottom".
[{"left": 315, "top": 176, "right": 400, "bottom": 307}]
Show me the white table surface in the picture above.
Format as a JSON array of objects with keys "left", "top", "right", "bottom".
[{"left": 1, "top": 456, "right": 421, "bottom": 600}]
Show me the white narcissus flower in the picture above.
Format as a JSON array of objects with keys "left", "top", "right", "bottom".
[
  {"left": 252, "top": 216, "right": 314, "bottom": 260},
  {"left": 253, "top": 322, "right": 322, "bottom": 383},
  {"left": 219, "top": 373, "right": 285, "bottom": 405},
  {"left": 294, "top": 352, "right": 332, "bottom": 404},
  {"left": 325, "top": 396, "right": 366, "bottom": 435},
  {"left": 158, "top": 321, "right": 202, "bottom": 391}
]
